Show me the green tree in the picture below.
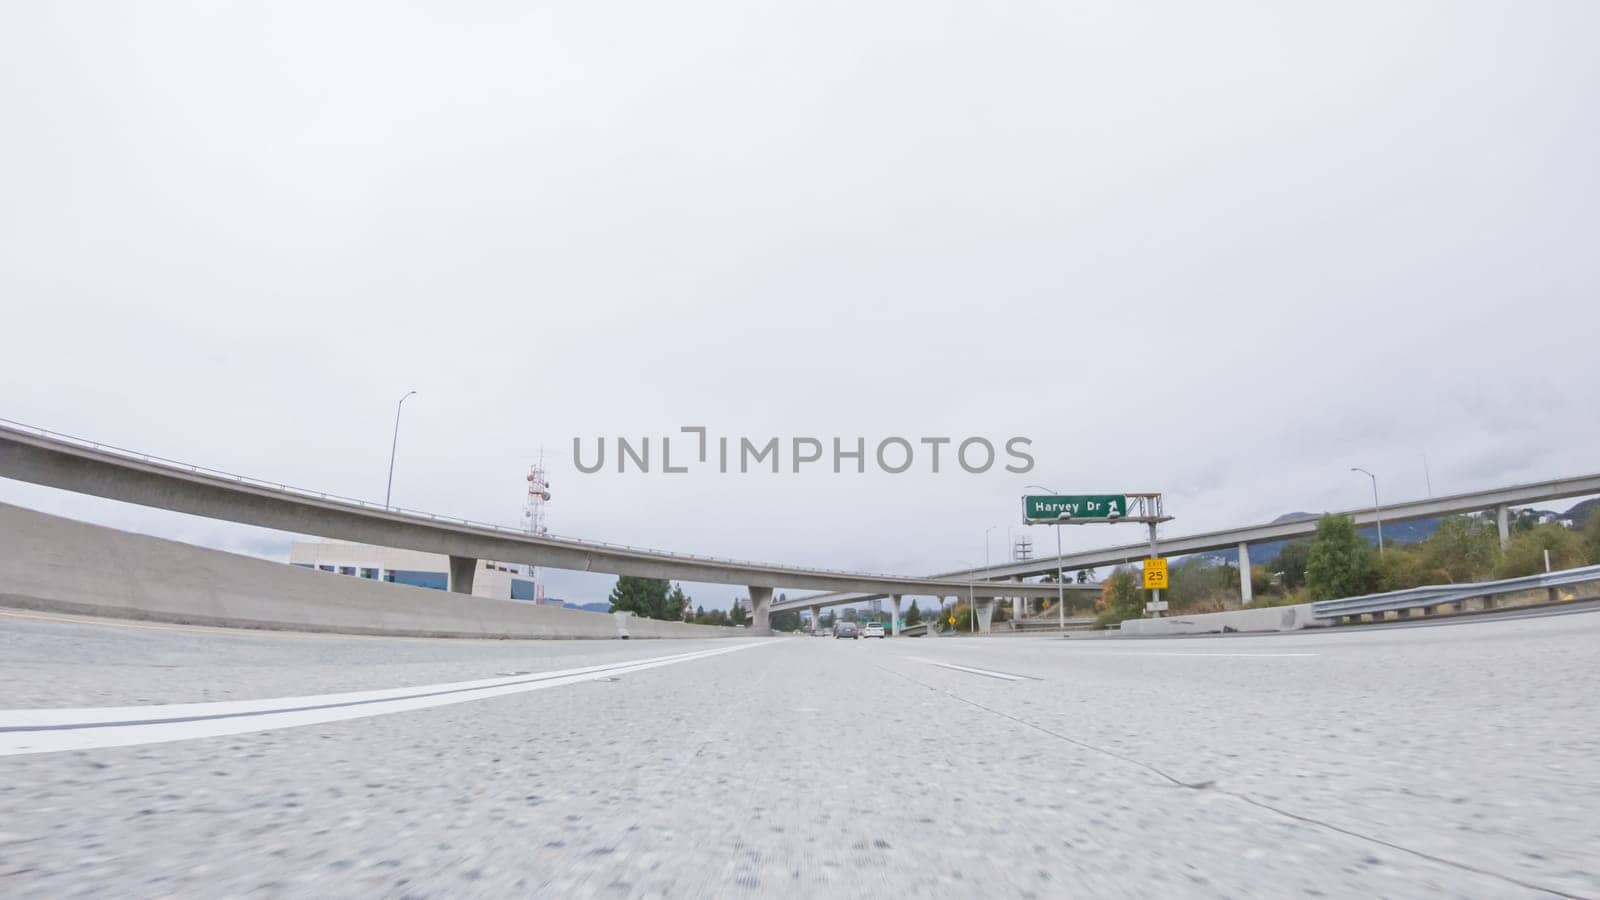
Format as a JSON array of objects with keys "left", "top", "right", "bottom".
[
  {"left": 1164, "top": 558, "right": 1236, "bottom": 613},
  {"left": 608, "top": 576, "right": 677, "bottom": 620},
  {"left": 691, "top": 607, "right": 730, "bottom": 626},
  {"left": 1496, "top": 524, "right": 1586, "bottom": 578},
  {"left": 1094, "top": 566, "right": 1143, "bottom": 627},
  {"left": 1376, "top": 543, "right": 1430, "bottom": 591},
  {"left": 1422, "top": 515, "right": 1499, "bottom": 582},
  {"left": 666, "top": 584, "right": 691, "bottom": 621},
  {"left": 946, "top": 601, "right": 974, "bottom": 633},
  {"left": 1581, "top": 515, "right": 1600, "bottom": 566},
  {"left": 1249, "top": 564, "right": 1274, "bottom": 598},
  {"left": 770, "top": 609, "right": 801, "bottom": 632},
  {"left": 729, "top": 602, "right": 750, "bottom": 626},
  {"left": 1304, "top": 514, "right": 1378, "bottom": 600},
  {"left": 904, "top": 600, "right": 922, "bottom": 626},
  {"left": 1274, "top": 538, "right": 1312, "bottom": 590}
]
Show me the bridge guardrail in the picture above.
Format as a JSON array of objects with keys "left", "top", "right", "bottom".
[{"left": 1310, "top": 564, "right": 1600, "bottom": 619}]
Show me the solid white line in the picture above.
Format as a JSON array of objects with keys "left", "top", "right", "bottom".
[
  {"left": 930, "top": 662, "right": 1028, "bottom": 682},
  {"left": 0, "top": 641, "right": 767, "bottom": 757},
  {"left": 1088, "top": 651, "right": 1318, "bottom": 658}
]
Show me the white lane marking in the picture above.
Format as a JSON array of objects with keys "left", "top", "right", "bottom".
[
  {"left": 929, "top": 662, "right": 1030, "bottom": 682},
  {"left": 0, "top": 642, "right": 766, "bottom": 757},
  {"left": 1087, "top": 651, "right": 1318, "bottom": 658}
]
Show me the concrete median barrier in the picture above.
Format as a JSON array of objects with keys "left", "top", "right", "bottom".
[
  {"left": 0, "top": 503, "right": 739, "bottom": 640},
  {"left": 1116, "top": 603, "right": 1325, "bottom": 636}
]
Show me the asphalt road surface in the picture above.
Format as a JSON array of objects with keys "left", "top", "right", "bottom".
[{"left": 2, "top": 607, "right": 1598, "bottom": 898}]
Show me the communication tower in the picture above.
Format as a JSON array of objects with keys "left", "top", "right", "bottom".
[
  {"left": 1012, "top": 534, "right": 1034, "bottom": 562},
  {"left": 522, "top": 455, "right": 552, "bottom": 601}
]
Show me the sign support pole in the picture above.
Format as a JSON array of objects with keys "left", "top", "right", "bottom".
[
  {"left": 1148, "top": 521, "right": 1162, "bottom": 618},
  {"left": 1056, "top": 523, "right": 1065, "bottom": 631}
]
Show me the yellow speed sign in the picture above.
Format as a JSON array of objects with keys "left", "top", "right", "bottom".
[{"left": 1143, "top": 557, "right": 1169, "bottom": 590}]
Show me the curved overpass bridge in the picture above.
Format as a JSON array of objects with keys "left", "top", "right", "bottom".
[
  {"left": 0, "top": 421, "right": 1063, "bottom": 634},
  {"left": 779, "top": 470, "right": 1600, "bottom": 614}
]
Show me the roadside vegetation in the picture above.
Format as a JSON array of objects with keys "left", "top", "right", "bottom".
[
  {"left": 607, "top": 576, "right": 811, "bottom": 629},
  {"left": 1090, "top": 509, "right": 1600, "bottom": 628},
  {"left": 608, "top": 510, "right": 1600, "bottom": 631}
]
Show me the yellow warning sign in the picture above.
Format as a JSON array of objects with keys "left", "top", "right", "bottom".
[{"left": 1142, "top": 557, "right": 1169, "bottom": 590}]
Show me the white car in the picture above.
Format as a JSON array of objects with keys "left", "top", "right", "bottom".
[{"left": 861, "top": 622, "right": 886, "bottom": 639}]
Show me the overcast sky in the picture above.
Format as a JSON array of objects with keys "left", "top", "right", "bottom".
[{"left": 3, "top": 2, "right": 1596, "bottom": 607}]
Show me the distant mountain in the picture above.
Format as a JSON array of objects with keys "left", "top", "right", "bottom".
[
  {"left": 1189, "top": 496, "right": 1595, "bottom": 569},
  {"left": 563, "top": 601, "right": 610, "bottom": 613},
  {"left": 1202, "top": 513, "right": 1441, "bottom": 566},
  {"left": 1564, "top": 497, "right": 1599, "bottom": 526}
]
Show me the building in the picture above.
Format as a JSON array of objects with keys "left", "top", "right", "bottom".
[{"left": 288, "top": 540, "right": 558, "bottom": 604}]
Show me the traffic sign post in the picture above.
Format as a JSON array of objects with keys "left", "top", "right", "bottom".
[
  {"left": 1142, "top": 558, "right": 1168, "bottom": 590},
  {"left": 1019, "top": 491, "right": 1174, "bottom": 619},
  {"left": 1146, "top": 522, "right": 1164, "bottom": 617}
]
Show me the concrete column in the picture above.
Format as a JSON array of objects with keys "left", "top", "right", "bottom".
[
  {"left": 748, "top": 586, "right": 772, "bottom": 635},
  {"left": 891, "top": 595, "right": 902, "bottom": 636},
  {"left": 1238, "top": 542, "right": 1253, "bottom": 605},
  {"left": 974, "top": 597, "right": 996, "bottom": 634},
  {"left": 810, "top": 605, "right": 821, "bottom": 634},
  {"left": 1012, "top": 575, "right": 1024, "bottom": 620},
  {"left": 1496, "top": 504, "right": 1510, "bottom": 550},
  {"left": 447, "top": 555, "right": 476, "bottom": 594}
]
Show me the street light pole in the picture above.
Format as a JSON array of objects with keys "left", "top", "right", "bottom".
[
  {"left": 981, "top": 525, "right": 997, "bottom": 634},
  {"left": 1024, "top": 484, "right": 1066, "bottom": 631},
  {"left": 385, "top": 390, "right": 417, "bottom": 510},
  {"left": 1351, "top": 466, "right": 1384, "bottom": 553}
]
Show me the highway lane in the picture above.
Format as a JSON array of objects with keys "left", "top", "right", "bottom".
[{"left": 2, "top": 612, "right": 1598, "bottom": 897}]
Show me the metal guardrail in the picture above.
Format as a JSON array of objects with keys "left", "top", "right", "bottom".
[
  {"left": 1010, "top": 616, "right": 1096, "bottom": 631},
  {"left": 1311, "top": 564, "right": 1600, "bottom": 619},
  {"left": 0, "top": 417, "right": 924, "bottom": 581}
]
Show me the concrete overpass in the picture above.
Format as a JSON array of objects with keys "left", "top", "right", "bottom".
[
  {"left": 0, "top": 420, "right": 1063, "bottom": 634},
  {"left": 780, "top": 470, "right": 1600, "bottom": 615}
]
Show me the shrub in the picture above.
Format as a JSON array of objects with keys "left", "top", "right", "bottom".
[
  {"left": 1305, "top": 514, "right": 1379, "bottom": 600},
  {"left": 1496, "top": 524, "right": 1586, "bottom": 578}
]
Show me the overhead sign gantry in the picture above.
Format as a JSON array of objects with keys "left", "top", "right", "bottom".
[{"left": 1021, "top": 492, "right": 1174, "bottom": 617}]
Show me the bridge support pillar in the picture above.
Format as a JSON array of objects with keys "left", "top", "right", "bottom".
[
  {"left": 891, "top": 595, "right": 902, "bottom": 636},
  {"left": 810, "top": 605, "right": 821, "bottom": 634},
  {"left": 1496, "top": 504, "right": 1511, "bottom": 550},
  {"left": 448, "top": 555, "right": 476, "bottom": 595},
  {"left": 974, "top": 597, "right": 995, "bottom": 634},
  {"left": 1012, "top": 575, "right": 1024, "bottom": 620},
  {"left": 1238, "top": 542, "right": 1253, "bottom": 605},
  {"left": 748, "top": 586, "right": 772, "bottom": 635}
]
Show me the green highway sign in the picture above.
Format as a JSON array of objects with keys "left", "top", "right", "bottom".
[{"left": 1023, "top": 494, "right": 1128, "bottom": 522}]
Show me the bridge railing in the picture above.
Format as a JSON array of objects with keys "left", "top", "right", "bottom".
[
  {"left": 1310, "top": 564, "right": 1600, "bottom": 620},
  {"left": 0, "top": 418, "right": 932, "bottom": 580}
]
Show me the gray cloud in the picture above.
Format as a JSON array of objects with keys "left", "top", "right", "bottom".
[{"left": 2, "top": 2, "right": 1597, "bottom": 607}]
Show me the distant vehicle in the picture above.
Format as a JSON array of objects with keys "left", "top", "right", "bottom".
[
  {"left": 834, "top": 621, "right": 859, "bottom": 639},
  {"left": 861, "top": 622, "right": 885, "bottom": 639}
]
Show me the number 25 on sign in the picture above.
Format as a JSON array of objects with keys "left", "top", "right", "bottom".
[{"left": 1143, "top": 557, "right": 1168, "bottom": 590}]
